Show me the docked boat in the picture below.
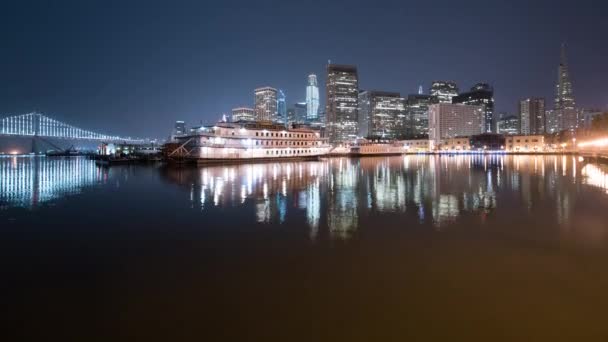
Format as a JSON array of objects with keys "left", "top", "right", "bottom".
[
  {"left": 170, "top": 121, "right": 331, "bottom": 164},
  {"left": 350, "top": 139, "right": 405, "bottom": 156}
]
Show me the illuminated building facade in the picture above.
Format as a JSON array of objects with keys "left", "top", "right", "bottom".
[
  {"left": 405, "top": 94, "right": 434, "bottom": 138},
  {"left": 306, "top": 74, "right": 319, "bottom": 120},
  {"left": 358, "top": 91, "right": 405, "bottom": 139},
  {"left": 429, "top": 81, "right": 459, "bottom": 103},
  {"left": 231, "top": 107, "right": 256, "bottom": 122},
  {"left": 326, "top": 64, "right": 359, "bottom": 143},
  {"left": 254, "top": 87, "right": 278, "bottom": 122},
  {"left": 174, "top": 120, "right": 186, "bottom": 135},
  {"left": 452, "top": 83, "right": 495, "bottom": 133},
  {"left": 497, "top": 115, "right": 520, "bottom": 135},
  {"left": 277, "top": 90, "right": 287, "bottom": 124},
  {"left": 519, "top": 98, "right": 545, "bottom": 135},
  {"left": 428, "top": 103, "right": 484, "bottom": 147}
]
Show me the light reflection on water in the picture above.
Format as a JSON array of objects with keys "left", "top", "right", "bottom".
[
  {"left": 161, "top": 155, "right": 608, "bottom": 239},
  {"left": 3, "top": 155, "right": 608, "bottom": 241},
  {"left": 0, "top": 156, "right": 106, "bottom": 209}
]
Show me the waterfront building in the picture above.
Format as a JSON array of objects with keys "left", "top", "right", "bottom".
[
  {"left": 497, "top": 115, "right": 520, "bottom": 135},
  {"left": 306, "top": 74, "right": 320, "bottom": 120},
  {"left": 174, "top": 121, "right": 186, "bottom": 135},
  {"left": 436, "top": 137, "right": 471, "bottom": 151},
  {"left": 231, "top": 107, "right": 256, "bottom": 122},
  {"left": 505, "top": 135, "right": 545, "bottom": 152},
  {"left": 452, "top": 83, "right": 495, "bottom": 133},
  {"left": 519, "top": 98, "right": 545, "bottom": 135},
  {"left": 400, "top": 139, "right": 430, "bottom": 153},
  {"left": 405, "top": 94, "right": 434, "bottom": 138},
  {"left": 254, "top": 87, "right": 278, "bottom": 122},
  {"left": 277, "top": 90, "right": 287, "bottom": 124},
  {"left": 469, "top": 133, "right": 506, "bottom": 151},
  {"left": 429, "top": 81, "right": 459, "bottom": 104},
  {"left": 358, "top": 90, "right": 405, "bottom": 139},
  {"left": 428, "top": 103, "right": 485, "bottom": 148},
  {"left": 326, "top": 64, "right": 359, "bottom": 143}
]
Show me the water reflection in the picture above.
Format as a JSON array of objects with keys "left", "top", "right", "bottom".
[
  {"left": 161, "top": 155, "right": 607, "bottom": 239},
  {"left": 0, "top": 156, "right": 106, "bottom": 209}
]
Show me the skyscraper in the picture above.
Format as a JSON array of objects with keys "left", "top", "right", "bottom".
[
  {"left": 428, "top": 103, "right": 485, "bottom": 146},
  {"left": 554, "top": 44, "right": 578, "bottom": 132},
  {"left": 519, "top": 98, "right": 545, "bottom": 135},
  {"left": 326, "top": 64, "right": 359, "bottom": 143},
  {"left": 294, "top": 102, "right": 307, "bottom": 124},
  {"left": 231, "top": 107, "right": 256, "bottom": 122},
  {"left": 174, "top": 121, "right": 186, "bottom": 135},
  {"left": 452, "top": 83, "right": 495, "bottom": 133},
  {"left": 497, "top": 115, "right": 520, "bottom": 135},
  {"left": 306, "top": 74, "right": 320, "bottom": 120},
  {"left": 555, "top": 43, "right": 575, "bottom": 111},
  {"left": 358, "top": 91, "right": 405, "bottom": 139},
  {"left": 278, "top": 90, "right": 287, "bottom": 124},
  {"left": 405, "top": 94, "right": 434, "bottom": 138},
  {"left": 429, "top": 81, "right": 459, "bottom": 103},
  {"left": 254, "top": 87, "right": 278, "bottom": 122}
]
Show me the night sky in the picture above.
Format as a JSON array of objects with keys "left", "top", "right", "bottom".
[{"left": 1, "top": 0, "right": 607, "bottom": 139}]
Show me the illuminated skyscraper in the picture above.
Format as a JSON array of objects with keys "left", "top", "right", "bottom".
[
  {"left": 555, "top": 43, "right": 575, "bottom": 111},
  {"left": 519, "top": 98, "right": 545, "bottom": 135},
  {"left": 306, "top": 74, "right": 319, "bottom": 120},
  {"left": 174, "top": 121, "right": 186, "bottom": 135},
  {"left": 429, "top": 81, "right": 459, "bottom": 103},
  {"left": 428, "top": 103, "right": 485, "bottom": 145},
  {"left": 326, "top": 64, "right": 359, "bottom": 143},
  {"left": 358, "top": 91, "right": 405, "bottom": 139},
  {"left": 452, "top": 83, "right": 495, "bottom": 133},
  {"left": 278, "top": 90, "right": 287, "bottom": 124},
  {"left": 553, "top": 44, "right": 578, "bottom": 132},
  {"left": 254, "top": 87, "right": 278, "bottom": 122},
  {"left": 231, "top": 107, "right": 256, "bottom": 122},
  {"left": 405, "top": 94, "right": 434, "bottom": 138}
]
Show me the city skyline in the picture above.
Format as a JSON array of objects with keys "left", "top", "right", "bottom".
[{"left": 1, "top": 1, "right": 607, "bottom": 139}]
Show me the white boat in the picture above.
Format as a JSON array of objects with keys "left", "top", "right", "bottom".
[{"left": 172, "top": 121, "right": 331, "bottom": 163}]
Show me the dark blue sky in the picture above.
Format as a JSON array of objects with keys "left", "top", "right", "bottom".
[{"left": 1, "top": 0, "right": 607, "bottom": 138}]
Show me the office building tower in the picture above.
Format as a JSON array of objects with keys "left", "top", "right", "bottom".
[
  {"left": 174, "top": 121, "right": 186, "bottom": 135},
  {"left": 254, "top": 87, "right": 278, "bottom": 122},
  {"left": 555, "top": 43, "right": 576, "bottom": 111},
  {"left": 452, "top": 83, "right": 495, "bottom": 133},
  {"left": 231, "top": 107, "right": 256, "bottom": 122},
  {"left": 358, "top": 91, "right": 405, "bottom": 139},
  {"left": 428, "top": 103, "right": 485, "bottom": 146},
  {"left": 430, "top": 81, "right": 459, "bottom": 103},
  {"left": 519, "top": 98, "right": 545, "bottom": 135},
  {"left": 497, "top": 115, "right": 520, "bottom": 135},
  {"left": 306, "top": 74, "right": 320, "bottom": 120},
  {"left": 294, "top": 102, "right": 307, "bottom": 124},
  {"left": 405, "top": 94, "right": 434, "bottom": 138},
  {"left": 326, "top": 64, "right": 359, "bottom": 143},
  {"left": 277, "top": 90, "right": 287, "bottom": 124},
  {"left": 545, "top": 109, "right": 559, "bottom": 134}
]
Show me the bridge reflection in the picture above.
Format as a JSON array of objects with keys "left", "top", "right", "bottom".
[{"left": 0, "top": 156, "right": 106, "bottom": 209}]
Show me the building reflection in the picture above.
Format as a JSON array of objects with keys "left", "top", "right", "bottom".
[
  {"left": 161, "top": 154, "right": 598, "bottom": 238},
  {"left": 0, "top": 156, "right": 106, "bottom": 209}
]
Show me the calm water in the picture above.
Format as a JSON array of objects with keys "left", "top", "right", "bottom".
[{"left": 3, "top": 155, "right": 608, "bottom": 340}]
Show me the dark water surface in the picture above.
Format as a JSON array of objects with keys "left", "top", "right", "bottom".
[{"left": 3, "top": 155, "right": 608, "bottom": 340}]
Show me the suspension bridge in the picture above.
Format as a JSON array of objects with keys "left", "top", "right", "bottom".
[{"left": 0, "top": 112, "right": 144, "bottom": 143}]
